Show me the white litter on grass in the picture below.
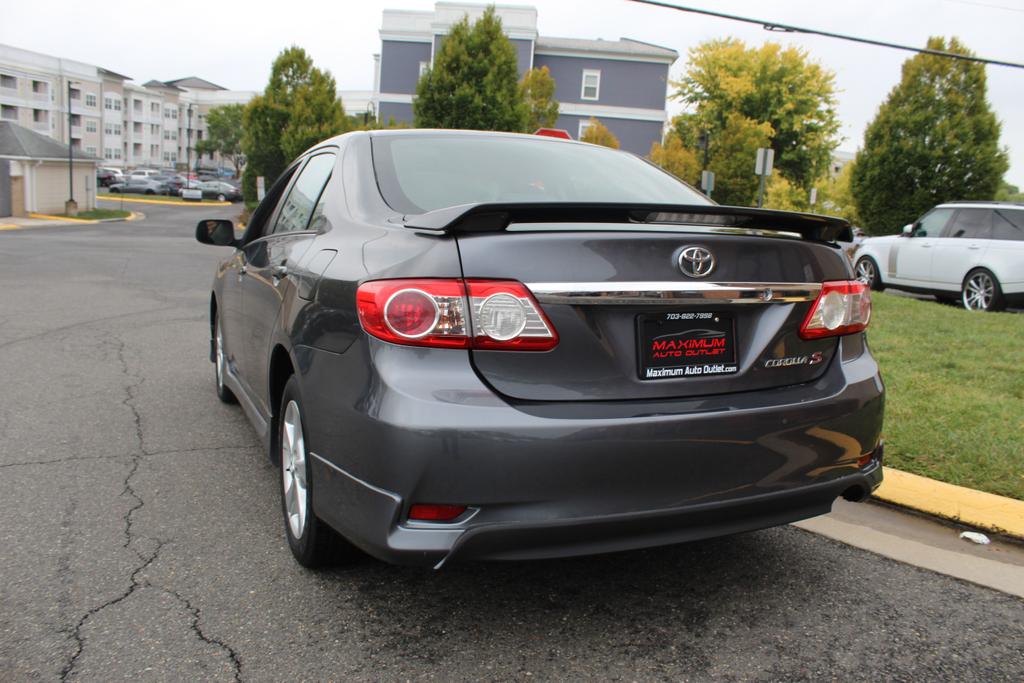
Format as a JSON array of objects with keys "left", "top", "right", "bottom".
[{"left": 959, "top": 531, "right": 991, "bottom": 545}]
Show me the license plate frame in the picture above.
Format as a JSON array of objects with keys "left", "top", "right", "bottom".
[{"left": 637, "top": 311, "right": 738, "bottom": 380}]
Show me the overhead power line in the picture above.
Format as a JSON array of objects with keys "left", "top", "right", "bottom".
[{"left": 626, "top": 0, "right": 1024, "bottom": 70}]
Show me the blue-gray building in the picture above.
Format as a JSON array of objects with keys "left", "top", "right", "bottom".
[{"left": 372, "top": 3, "right": 678, "bottom": 155}]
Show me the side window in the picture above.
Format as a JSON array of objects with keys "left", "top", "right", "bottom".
[
  {"left": 991, "top": 210, "right": 1024, "bottom": 242},
  {"left": 914, "top": 208, "right": 954, "bottom": 237},
  {"left": 944, "top": 208, "right": 991, "bottom": 239},
  {"left": 272, "top": 153, "right": 336, "bottom": 235}
]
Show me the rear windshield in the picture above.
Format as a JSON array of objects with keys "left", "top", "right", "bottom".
[{"left": 372, "top": 134, "right": 711, "bottom": 214}]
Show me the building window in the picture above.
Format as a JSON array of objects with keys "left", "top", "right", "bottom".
[
  {"left": 133, "top": 99, "right": 142, "bottom": 112},
  {"left": 33, "top": 109, "right": 46, "bottom": 122},
  {"left": 85, "top": 93, "right": 97, "bottom": 107},
  {"left": 104, "top": 148, "right": 113, "bottom": 160},
  {"left": 581, "top": 70, "right": 600, "bottom": 101},
  {"left": 86, "top": 145, "right": 97, "bottom": 156},
  {"left": 105, "top": 96, "right": 113, "bottom": 110},
  {"left": 114, "top": 148, "right": 122, "bottom": 160},
  {"left": 32, "top": 80, "right": 47, "bottom": 94},
  {"left": 419, "top": 61, "right": 429, "bottom": 77},
  {"left": 1, "top": 74, "right": 16, "bottom": 89},
  {"left": 105, "top": 123, "right": 122, "bottom": 135},
  {"left": 70, "top": 87, "right": 81, "bottom": 100},
  {"left": 151, "top": 124, "right": 159, "bottom": 135},
  {"left": 86, "top": 119, "right": 97, "bottom": 133},
  {"left": 1, "top": 105, "right": 16, "bottom": 121},
  {"left": 133, "top": 122, "right": 142, "bottom": 134},
  {"left": 171, "top": 109, "right": 178, "bottom": 119},
  {"left": 70, "top": 114, "right": 81, "bottom": 127},
  {"left": 578, "top": 119, "right": 593, "bottom": 139},
  {"left": 151, "top": 102, "right": 160, "bottom": 114}
]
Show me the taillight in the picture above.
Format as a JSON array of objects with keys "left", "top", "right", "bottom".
[
  {"left": 408, "top": 503, "right": 467, "bottom": 522},
  {"left": 799, "top": 280, "right": 871, "bottom": 340},
  {"left": 356, "top": 278, "right": 558, "bottom": 350}
]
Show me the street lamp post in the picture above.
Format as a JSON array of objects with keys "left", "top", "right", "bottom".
[
  {"left": 66, "top": 80, "right": 77, "bottom": 216},
  {"left": 185, "top": 105, "right": 192, "bottom": 190}
]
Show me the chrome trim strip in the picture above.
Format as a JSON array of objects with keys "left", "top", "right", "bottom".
[{"left": 526, "top": 282, "right": 822, "bottom": 306}]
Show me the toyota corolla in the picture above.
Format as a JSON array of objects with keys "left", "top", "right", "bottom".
[{"left": 196, "top": 130, "right": 884, "bottom": 568}]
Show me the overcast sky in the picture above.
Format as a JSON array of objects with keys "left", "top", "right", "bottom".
[{"left": 3, "top": 0, "right": 1021, "bottom": 185}]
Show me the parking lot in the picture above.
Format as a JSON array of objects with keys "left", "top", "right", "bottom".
[{"left": 1, "top": 203, "right": 1022, "bottom": 681}]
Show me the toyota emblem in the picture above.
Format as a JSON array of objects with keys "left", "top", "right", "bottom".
[{"left": 678, "top": 246, "right": 716, "bottom": 278}]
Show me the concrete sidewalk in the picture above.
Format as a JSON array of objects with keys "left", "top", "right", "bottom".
[{"left": 0, "top": 212, "right": 141, "bottom": 230}]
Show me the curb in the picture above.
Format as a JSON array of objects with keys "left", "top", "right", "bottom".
[
  {"left": 97, "top": 195, "right": 231, "bottom": 207},
  {"left": 875, "top": 466, "right": 1024, "bottom": 539},
  {"left": 28, "top": 212, "right": 98, "bottom": 224}
]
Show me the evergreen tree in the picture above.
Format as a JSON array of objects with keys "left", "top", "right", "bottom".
[
  {"left": 413, "top": 6, "right": 528, "bottom": 131},
  {"left": 851, "top": 37, "right": 1009, "bottom": 232},
  {"left": 520, "top": 66, "right": 559, "bottom": 131}
]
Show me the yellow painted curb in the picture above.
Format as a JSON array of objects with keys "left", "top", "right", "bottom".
[
  {"left": 0, "top": 224, "right": 18, "bottom": 230},
  {"left": 875, "top": 466, "right": 1024, "bottom": 539},
  {"left": 98, "top": 195, "right": 230, "bottom": 207},
  {"left": 28, "top": 213, "right": 98, "bottom": 223}
]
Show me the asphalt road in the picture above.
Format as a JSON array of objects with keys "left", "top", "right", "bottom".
[{"left": 1, "top": 203, "right": 1022, "bottom": 681}]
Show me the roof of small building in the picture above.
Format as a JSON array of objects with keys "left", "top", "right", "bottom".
[
  {"left": 0, "top": 121, "right": 100, "bottom": 162},
  {"left": 164, "top": 76, "right": 227, "bottom": 91},
  {"left": 535, "top": 36, "right": 678, "bottom": 60},
  {"left": 142, "top": 79, "right": 185, "bottom": 92}
]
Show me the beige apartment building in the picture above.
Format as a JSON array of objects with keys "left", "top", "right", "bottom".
[{"left": 0, "top": 44, "right": 255, "bottom": 172}]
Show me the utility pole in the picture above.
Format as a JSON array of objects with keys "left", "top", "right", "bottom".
[
  {"left": 185, "top": 104, "right": 192, "bottom": 189},
  {"left": 755, "top": 147, "right": 774, "bottom": 208}
]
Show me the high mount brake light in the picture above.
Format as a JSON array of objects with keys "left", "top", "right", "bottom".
[
  {"left": 357, "top": 279, "right": 558, "bottom": 350},
  {"left": 799, "top": 280, "right": 872, "bottom": 340}
]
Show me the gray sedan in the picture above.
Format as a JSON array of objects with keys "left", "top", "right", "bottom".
[{"left": 196, "top": 130, "right": 884, "bottom": 569}]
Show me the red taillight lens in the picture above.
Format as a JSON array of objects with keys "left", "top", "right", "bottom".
[
  {"left": 408, "top": 504, "right": 467, "bottom": 522},
  {"left": 357, "top": 278, "right": 558, "bottom": 350},
  {"left": 799, "top": 280, "right": 872, "bottom": 340},
  {"left": 356, "top": 279, "right": 469, "bottom": 348}
]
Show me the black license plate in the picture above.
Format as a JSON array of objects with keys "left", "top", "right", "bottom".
[{"left": 638, "top": 311, "right": 738, "bottom": 380}]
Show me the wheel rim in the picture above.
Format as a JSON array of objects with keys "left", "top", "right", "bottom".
[
  {"left": 215, "top": 322, "right": 225, "bottom": 390},
  {"left": 963, "top": 273, "right": 994, "bottom": 311},
  {"left": 281, "top": 400, "right": 308, "bottom": 539},
  {"left": 856, "top": 259, "right": 875, "bottom": 284}
]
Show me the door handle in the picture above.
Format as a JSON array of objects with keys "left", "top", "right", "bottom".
[{"left": 968, "top": 245, "right": 981, "bottom": 250}]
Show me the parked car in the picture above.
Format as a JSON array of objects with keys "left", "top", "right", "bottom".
[
  {"left": 107, "top": 178, "right": 170, "bottom": 195},
  {"left": 195, "top": 130, "right": 883, "bottom": 569},
  {"left": 194, "top": 180, "right": 242, "bottom": 202},
  {"left": 151, "top": 173, "right": 186, "bottom": 195},
  {"left": 128, "top": 169, "right": 160, "bottom": 180},
  {"left": 855, "top": 201, "right": 1024, "bottom": 311},
  {"left": 96, "top": 167, "right": 123, "bottom": 188}
]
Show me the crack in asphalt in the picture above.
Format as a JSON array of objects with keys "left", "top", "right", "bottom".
[
  {"left": 58, "top": 333, "right": 246, "bottom": 681},
  {"left": 0, "top": 453, "right": 129, "bottom": 469},
  {"left": 160, "top": 588, "right": 243, "bottom": 682},
  {"left": 0, "top": 305, "right": 180, "bottom": 352},
  {"left": 60, "top": 539, "right": 165, "bottom": 681},
  {"left": 0, "top": 446, "right": 255, "bottom": 470}
]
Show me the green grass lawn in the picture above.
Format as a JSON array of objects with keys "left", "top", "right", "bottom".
[
  {"left": 97, "top": 192, "right": 225, "bottom": 204},
  {"left": 867, "top": 292, "right": 1024, "bottom": 499},
  {"left": 74, "top": 208, "right": 131, "bottom": 220}
]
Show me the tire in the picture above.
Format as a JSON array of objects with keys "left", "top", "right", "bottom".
[
  {"left": 276, "top": 375, "right": 354, "bottom": 568},
  {"left": 145, "top": 189, "right": 155, "bottom": 195},
  {"left": 213, "top": 314, "right": 237, "bottom": 404},
  {"left": 855, "top": 256, "right": 884, "bottom": 291},
  {"left": 110, "top": 187, "right": 120, "bottom": 193},
  {"left": 961, "top": 268, "right": 1006, "bottom": 312},
  {"left": 217, "top": 193, "right": 226, "bottom": 202}
]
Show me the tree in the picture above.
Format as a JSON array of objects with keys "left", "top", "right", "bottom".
[
  {"left": 673, "top": 112, "right": 772, "bottom": 206},
  {"left": 673, "top": 39, "right": 840, "bottom": 190},
  {"left": 579, "top": 118, "right": 619, "bottom": 149},
  {"left": 195, "top": 104, "right": 245, "bottom": 176},
  {"left": 520, "top": 66, "right": 559, "bottom": 131},
  {"left": 764, "top": 162, "right": 860, "bottom": 225},
  {"left": 648, "top": 132, "right": 700, "bottom": 186},
  {"left": 413, "top": 6, "right": 528, "bottom": 131},
  {"left": 242, "top": 46, "right": 348, "bottom": 203},
  {"left": 851, "top": 37, "right": 1009, "bottom": 232},
  {"left": 996, "top": 181, "right": 1024, "bottom": 202}
]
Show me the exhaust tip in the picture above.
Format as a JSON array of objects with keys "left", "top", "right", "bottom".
[{"left": 842, "top": 485, "right": 868, "bottom": 503}]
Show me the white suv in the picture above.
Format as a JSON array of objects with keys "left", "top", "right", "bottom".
[{"left": 854, "top": 202, "right": 1024, "bottom": 311}]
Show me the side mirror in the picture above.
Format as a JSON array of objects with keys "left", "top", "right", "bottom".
[
  {"left": 196, "top": 219, "right": 238, "bottom": 247},
  {"left": 901, "top": 223, "right": 914, "bottom": 237}
]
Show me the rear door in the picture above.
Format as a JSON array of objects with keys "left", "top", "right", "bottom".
[
  {"left": 238, "top": 151, "right": 336, "bottom": 415},
  {"left": 458, "top": 228, "right": 849, "bottom": 402}
]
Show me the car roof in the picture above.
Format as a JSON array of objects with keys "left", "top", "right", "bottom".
[{"left": 937, "top": 201, "right": 1024, "bottom": 210}]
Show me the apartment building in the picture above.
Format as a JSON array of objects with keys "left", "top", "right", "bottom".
[
  {"left": 0, "top": 44, "right": 255, "bottom": 171},
  {"left": 373, "top": 2, "right": 678, "bottom": 155}
]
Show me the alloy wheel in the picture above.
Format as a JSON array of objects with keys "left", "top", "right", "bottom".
[
  {"left": 855, "top": 259, "right": 875, "bottom": 285},
  {"left": 281, "top": 400, "right": 308, "bottom": 539},
  {"left": 963, "top": 272, "right": 994, "bottom": 311}
]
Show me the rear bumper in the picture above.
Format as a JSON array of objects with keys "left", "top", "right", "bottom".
[{"left": 299, "top": 335, "right": 885, "bottom": 567}]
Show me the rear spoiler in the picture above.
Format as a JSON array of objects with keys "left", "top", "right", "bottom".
[{"left": 403, "top": 203, "right": 852, "bottom": 243}]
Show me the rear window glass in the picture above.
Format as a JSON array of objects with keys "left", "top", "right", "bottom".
[
  {"left": 372, "top": 134, "right": 710, "bottom": 214},
  {"left": 992, "top": 209, "right": 1024, "bottom": 241}
]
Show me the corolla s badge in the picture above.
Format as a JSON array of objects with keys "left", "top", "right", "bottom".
[{"left": 678, "top": 245, "right": 716, "bottom": 278}]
